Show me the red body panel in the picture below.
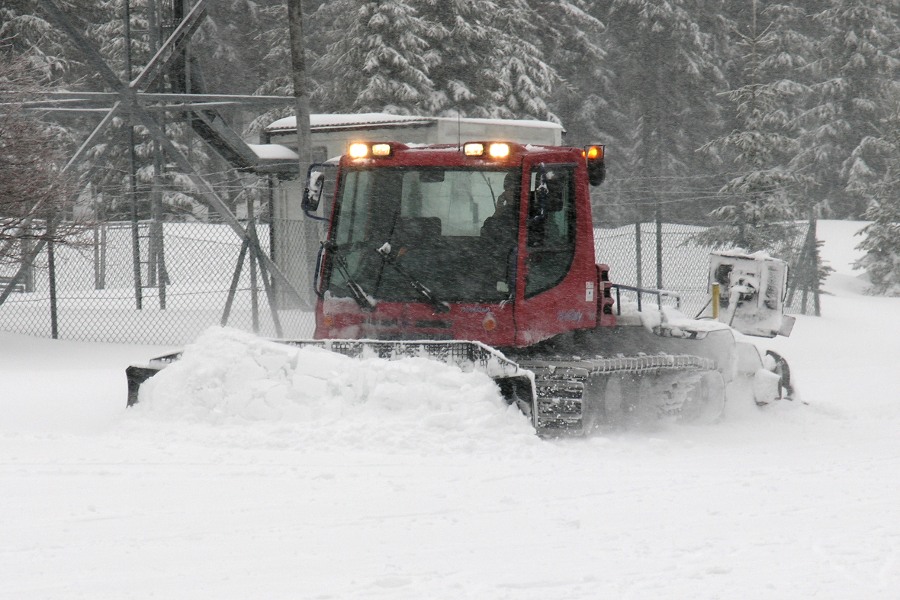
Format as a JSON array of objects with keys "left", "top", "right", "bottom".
[
  {"left": 316, "top": 298, "right": 519, "bottom": 346},
  {"left": 313, "top": 142, "right": 610, "bottom": 348},
  {"left": 512, "top": 153, "right": 599, "bottom": 346}
]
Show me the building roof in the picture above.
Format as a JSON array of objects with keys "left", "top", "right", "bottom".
[{"left": 266, "top": 113, "right": 564, "bottom": 135}]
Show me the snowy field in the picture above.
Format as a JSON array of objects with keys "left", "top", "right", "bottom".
[{"left": 1, "top": 220, "right": 899, "bottom": 599}]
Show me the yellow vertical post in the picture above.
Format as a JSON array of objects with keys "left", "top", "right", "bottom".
[{"left": 712, "top": 283, "right": 720, "bottom": 320}]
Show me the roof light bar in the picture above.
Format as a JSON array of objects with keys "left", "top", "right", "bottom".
[
  {"left": 464, "top": 142, "right": 485, "bottom": 157},
  {"left": 463, "top": 142, "right": 511, "bottom": 159},
  {"left": 488, "top": 143, "right": 510, "bottom": 158},
  {"left": 348, "top": 142, "right": 370, "bottom": 159},
  {"left": 347, "top": 142, "right": 395, "bottom": 159},
  {"left": 371, "top": 143, "right": 392, "bottom": 157}
]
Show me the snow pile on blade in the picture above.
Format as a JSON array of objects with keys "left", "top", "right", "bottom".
[{"left": 132, "top": 327, "right": 536, "bottom": 450}]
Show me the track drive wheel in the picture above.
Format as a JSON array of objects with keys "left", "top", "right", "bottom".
[{"left": 677, "top": 370, "right": 726, "bottom": 424}]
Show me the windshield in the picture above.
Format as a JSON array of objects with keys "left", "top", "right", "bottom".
[{"left": 326, "top": 167, "right": 520, "bottom": 303}]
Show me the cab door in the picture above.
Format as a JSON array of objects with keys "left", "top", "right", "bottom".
[{"left": 514, "top": 161, "right": 598, "bottom": 346}]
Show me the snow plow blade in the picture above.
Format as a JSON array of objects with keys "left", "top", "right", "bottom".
[
  {"left": 126, "top": 351, "right": 182, "bottom": 407},
  {"left": 125, "top": 339, "right": 535, "bottom": 411},
  {"left": 125, "top": 328, "right": 782, "bottom": 437}
]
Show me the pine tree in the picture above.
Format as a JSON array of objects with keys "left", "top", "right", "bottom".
[
  {"left": 534, "top": 1, "right": 609, "bottom": 146},
  {"left": 0, "top": 51, "right": 81, "bottom": 267},
  {"left": 1, "top": 0, "right": 76, "bottom": 83},
  {"left": 310, "top": 0, "right": 436, "bottom": 115},
  {"left": 479, "top": 0, "right": 557, "bottom": 120},
  {"left": 247, "top": 2, "right": 296, "bottom": 133},
  {"left": 191, "top": 0, "right": 271, "bottom": 95},
  {"left": 87, "top": 0, "right": 153, "bottom": 82},
  {"left": 80, "top": 0, "right": 164, "bottom": 219},
  {"left": 407, "top": 0, "right": 503, "bottom": 118},
  {"left": 250, "top": 0, "right": 574, "bottom": 122},
  {"left": 603, "top": 0, "right": 728, "bottom": 225},
  {"left": 855, "top": 104, "right": 900, "bottom": 295},
  {"left": 73, "top": 0, "right": 226, "bottom": 221},
  {"left": 796, "top": 0, "right": 900, "bottom": 219},
  {"left": 406, "top": 0, "right": 564, "bottom": 121},
  {"left": 698, "top": 2, "right": 810, "bottom": 254},
  {"left": 252, "top": 0, "right": 330, "bottom": 99}
]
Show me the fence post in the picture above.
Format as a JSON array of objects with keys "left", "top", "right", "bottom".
[
  {"left": 21, "top": 225, "right": 35, "bottom": 292},
  {"left": 655, "top": 206, "right": 663, "bottom": 289},
  {"left": 157, "top": 220, "right": 168, "bottom": 310},
  {"left": 249, "top": 221, "right": 260, "bottom": 333},
  {"left": 811, "top": 217, "right": 821, "bottom": 317},
  {"left": 47, "top": 231, "right": 59, "bottom": 339},
  {"left": 93, "top": 223, "right": 106, "bottom": 290},
  {"left": 635, "top": 222, "right": 643, "bottom": 288}
]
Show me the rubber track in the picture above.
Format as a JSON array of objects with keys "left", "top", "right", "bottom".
[{"left": 521, "top": 354, "right": 719, "bottom": 436}]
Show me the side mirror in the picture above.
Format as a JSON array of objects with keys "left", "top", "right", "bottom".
[
  {"left": 530, "top": 166, "right": 564, "bottom": 223},
  {"left": 530, "top": 174, "right": 549, "bottom": 224},
  {"left": 302, "top": 167, "right": 326, "bottom": 213},
  {"left": 587, "top": 160, "right": 605, "bottom": 186},
  {"left": 543, "top": 175, "right": 564, "bottom": 212}
]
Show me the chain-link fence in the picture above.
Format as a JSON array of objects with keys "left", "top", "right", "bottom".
[
  {"left": 0, "top": 219, "right": 316, "bottom": 344},
  {"left": 594, "top": 220, "right": 820, "bottom": 318},
  {"left": 0, "top": 216, "right": 820, "bottom": 345}
]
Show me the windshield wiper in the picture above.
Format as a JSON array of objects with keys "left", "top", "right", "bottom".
[
  {"left": 376, "top": 243, "right": 449, "bottom": 313},
  {"left": 324, "top": 241, "right": 375, "bottom": 311}
]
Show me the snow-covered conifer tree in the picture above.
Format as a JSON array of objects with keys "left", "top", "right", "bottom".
[
  {"left": 0, "top": 51, "right": 81, "bottom": 266},
  {"left": 530, "top": 0, "right": 608, "bottom": 139},
  {"left": 796, "top": 0, "right": 900, "bottom": 219},
  {"left": 79, "top": 0, "right": 223, "bottom": 220},
  {"left": 190, "top": 0, "right": 274, "bottom": 95},
  {"left": 479, "top": 0, "right": 556, "bottom": 121},
  {"left": 1, "top": 0, "right": 75, "bottom": 83},
  {"left": 251, "top": 0, "right": 597, "bottom": 123},
  {"left": 603, "top": 0, "right": 727, "bottom": 224},
  {"left": 698, "top": 2, "right": 810, "bottom": 254},
  {"left": 855, "top": 105, "right": 900, "bottom": 295},
  {"left": 406, "top": 0, "right": 502, "bottom": 117},
  {"left": 311, "top": 0, "right": 435, "bottom": 115}
]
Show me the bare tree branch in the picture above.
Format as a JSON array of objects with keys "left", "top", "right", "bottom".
[{"left": 0, "top": 47, "right": 84, "bottom": 268}]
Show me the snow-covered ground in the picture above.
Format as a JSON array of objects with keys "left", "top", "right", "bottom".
[{"left": 2, "top": 221, "right": 898, "bottom": 599}]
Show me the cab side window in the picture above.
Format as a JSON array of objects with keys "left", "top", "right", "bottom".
[{"left": 525, "top": 165, "right": 576, "bottom": 297}]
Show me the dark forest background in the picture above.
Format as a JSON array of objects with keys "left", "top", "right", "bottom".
[{"left": 2, "top": 0, "right": 899, "bottom": 292}]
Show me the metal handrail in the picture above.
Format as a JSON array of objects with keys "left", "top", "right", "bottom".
[{"left": 611, "top": 283, "right": 682, "bottom": 314}]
